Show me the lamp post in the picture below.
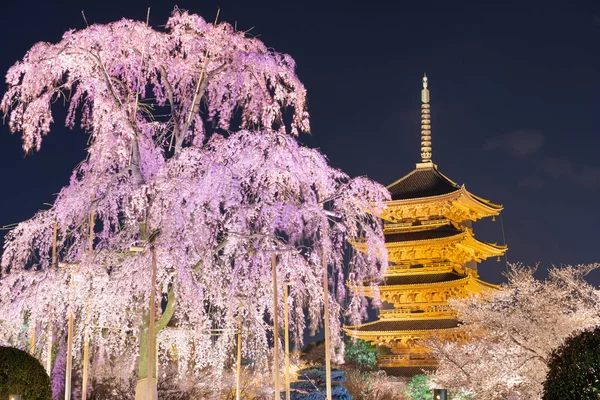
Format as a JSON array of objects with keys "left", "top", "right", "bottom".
[{"left": 433, "top": 389, "right": 448, "bottom": 400}]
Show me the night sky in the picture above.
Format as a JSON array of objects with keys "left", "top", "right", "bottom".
[{"left": 0, "top": 0, "right": 599, "bottom": 286}]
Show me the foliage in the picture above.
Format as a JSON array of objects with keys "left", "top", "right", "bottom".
[
  {"left": 0, "top": 7, "right": 388, "bottom": 393},
  {"left": 344, "top": 339, "right": 377, "bottom": 371},
  {"left": 543, "top": 326, "right": 600, "bottom": 399},
  {"left": 406, "top": 375, "right": 431, "bottom": 400},
  {"left": 343, "top": 368, "right": 406, "bottom": 400},
  {"left": 0, "top": 346, "right": 52, "bottom": 400},
  {"left": 301, "top": 340, "right": 326, "bottom": 366},
  {"left": 428, "top": 263, "right": 600, "bottom": 400},
  {"left": 290, "top": 366, "right": 351, "bottom": 400}
]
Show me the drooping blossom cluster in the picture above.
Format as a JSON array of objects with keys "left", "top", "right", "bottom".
[
  {"left": 0, "top": 8, "right": 388, "bottom": 393},
  {"left": 427, "top": 263, "right": 600, "bottom": 400}
]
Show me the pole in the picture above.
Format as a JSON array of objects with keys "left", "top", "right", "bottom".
[
  {"left": 81, "top": 299, "right": 90, "bottom": 400},
  {"left": 52, "top": 222, "right": 58, "bottom": 266},
  {"left": 147, "top": 247, "right": 157, "bottom": 400},
  {"left": 236, "top": 310, "right": 243, "bottom": 400},
  {"left": 65, "top": 268, "right": 75, "bottom": 400},
  {"left": 284, "top": 282, "right": 291, "bottom": 400},
  {"left": 272, "top": 253, "right": 281, "bottom": 400},
  {"left": 46, "top": 323, "right": 53, "bottom": 373},
  {"left": 82, "top": 212, "right": 94, "bottom": 399},
  {"left": 47, "top": 222, "right": 57, "bottom": 374},
  {"left": 323, "top": 252, "right": 332, "bottom": 400}
]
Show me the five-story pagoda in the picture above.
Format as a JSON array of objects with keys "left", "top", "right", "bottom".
[{"left": 346, "top": 75, "right": 507, "bottom": 377}]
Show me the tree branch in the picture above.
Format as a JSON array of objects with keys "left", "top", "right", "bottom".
[{"left": 175, "top": 62, "right": 228, "bottom": 153}]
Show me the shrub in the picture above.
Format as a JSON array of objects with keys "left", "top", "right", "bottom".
[
  {"left": 406, "top": 375, "right": 431, "bottom": 400},
  {"left": 290, "top": 365, "right": 351, "bottom": 400},
  {"left": 543, "top": 326, "right": 600, "bottom": 399},
  {"left": 0, "top": 346, "right": 52, "bottom": 400},
  {"left": 344, "top": 368, "right": 406, "bottom": 400},
  {"left": 344, "top": 340, "right": 378, "bottom": 371}
]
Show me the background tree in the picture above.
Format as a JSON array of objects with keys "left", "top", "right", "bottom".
[
  {"left": 543, "top": 326, "right": 600, "bottom": 400},
  {"left": 0, "top": 8, "right": 388, "bottom": 397},
  {"left": 428, "top": 263, "right": 600, "bottom": 400}
]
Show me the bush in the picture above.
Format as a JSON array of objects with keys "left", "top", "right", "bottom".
[
  {"left": 290, "top": 365, "right": 351, "bottom": 400},
  {"left": 343, "top": 368, "right": 406, "bottom": 400},
  {"left": 0, "top": 346, "right": 52, "bottom": 400},
  {"left": 406, "top": 375, "right": 431, "bottom": 400},
  {"left": 543, "top": 326, "right": 600, "bottom": 399},
  {"left": 344, "top": 340, "right": 378, "bottom": 371}
]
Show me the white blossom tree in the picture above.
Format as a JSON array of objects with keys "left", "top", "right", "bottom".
[
  {"left": 427, "top": 263, "right": 600, "bottom": 400},
  {"left": 0, "top": 8, "right": 388, "bottom": 397}
]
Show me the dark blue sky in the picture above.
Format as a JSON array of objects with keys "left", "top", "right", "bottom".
[{"left": 0, "top": 0, "right": 599, "bottom": 285}]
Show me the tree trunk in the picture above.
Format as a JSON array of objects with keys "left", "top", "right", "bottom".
[{"left": 134, "top": 287, "right": 175, "bottom": 400}]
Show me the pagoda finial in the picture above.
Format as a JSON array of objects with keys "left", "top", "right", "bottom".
[{"left": 420, "top": 74, "right": 432, "bottom": 163}]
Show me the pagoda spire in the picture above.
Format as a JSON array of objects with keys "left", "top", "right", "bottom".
[{"left": 420, "top": 74, "right": 432, "bottom": 163}]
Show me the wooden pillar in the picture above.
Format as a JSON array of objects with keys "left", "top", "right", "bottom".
[{"left": 271, "top": 253, "right": 280, "bottom": 400}]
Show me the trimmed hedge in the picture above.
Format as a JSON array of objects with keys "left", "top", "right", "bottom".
[
  {"left": 543, "top": 326, "right": 600, "bottom": 399},
  {"left": 0, "top": 346, "right": 52, "bottom": 400}
]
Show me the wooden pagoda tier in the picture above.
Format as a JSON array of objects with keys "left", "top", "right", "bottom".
[{"left": 345, "top": 76, "right": 507, "bottom": 377}]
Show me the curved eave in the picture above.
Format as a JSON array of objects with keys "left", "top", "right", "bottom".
[
  {"left": 381, "top": 187, "right": 502, "bottom": 222},
  {"left": 344, "top": 326, "right": 460, "bottom": 337},
  {"left": 459, "top": 187, "right": 503, "bottom": 213},
  {"left": 459, "top": 234, "right": 508, "bottom": 256},
  {"left": 473, "top": 278, "right": 501, "bottom": 290},
  {"left": 383, "top": 188, "right": 461, "bottom": 208},
  {"left": 385, "top": 227, "right": 507, "bottom": 255}
]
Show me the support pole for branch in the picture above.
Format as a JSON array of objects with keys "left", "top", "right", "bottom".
[
  {"left": 272, "top": 253, "right": 280, "bottom": 400},
  {"left": 47, "top": 222, "right": 57, "bottom": 374},
  {"left": 323, "top": 252, "right": 332, "bottom": 400},
  {"left": 82, "top": 212, "right": 94, "bottom": 399},
  {"left": 81, "top": 298, "right": 90, "bottom": 400},
  {"left": 147, "top": 247, "right": 157, "bottom": 400},
  {"left": 29, "top": 328, "right": 35, "bottom": 356},
  {"left": 284, "top": 281, "right": 291, "bottom": 400},
  {"left": 65, "top": 268, "right": 75, "bottom": 400},
  {"left": 236, "top": 309, "right": 243, "bottom": 400}
]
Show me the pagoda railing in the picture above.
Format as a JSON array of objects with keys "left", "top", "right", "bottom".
[
  {"left": 379, "top": 305, "right": 455, "bottom": 319},
  {"left": 377, "top": 354, "right": 438, "bottom": 367}
]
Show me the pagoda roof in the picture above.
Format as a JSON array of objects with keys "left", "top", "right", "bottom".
[
  {"left": 385, "top": 224, "right": 462, "bottom": 243},
  {"left": 384, "top": 164, "right": 502, "bottom": 214},
  {"left": 387, "top": 163, "right": 459, "bottom": 201},
  {"left": 383, "top": 272, "right": 465, "bottom": 286},
  {"left": 352, "top": 318, "right": 460, "bottom": 332}
]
